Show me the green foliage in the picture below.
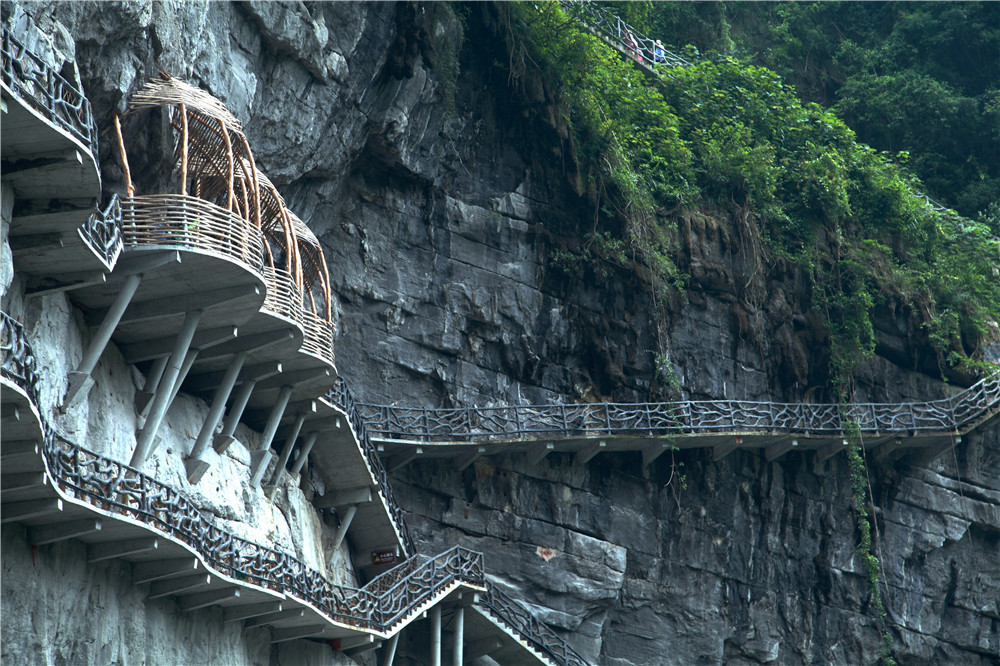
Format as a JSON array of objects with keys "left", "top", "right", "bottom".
[
  {"left": 844, "top": 420, "right": 897, "bottom": 666},
  {"left": 548, "top": 231, "right": 631, "bottom": 281},
  {"left": 510, "top": 2, "right": 1000, "bottom": 389},
  {"left": 644, "top": 1, "right": 1000, "bottom": 220},
  {"left": 430, "top": 3, "right": 467, "bottom": 116},
  {"left": 656, "top": 55, "right": 1000, "bottom": 383},
  {"left": 503, "top": 2, "right": 691, "bottom": 304}
]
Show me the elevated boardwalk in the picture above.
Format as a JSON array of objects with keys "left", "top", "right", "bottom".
[{"left": 363, "top": 375, "right": 1000, "bottom": 468}]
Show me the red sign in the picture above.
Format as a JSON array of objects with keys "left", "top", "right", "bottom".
[{"left": 372, "top": 549, "right": 397, "bottom": 567}]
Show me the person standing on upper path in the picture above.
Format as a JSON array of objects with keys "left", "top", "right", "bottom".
[
  {"left": 654, "top": 40, "right": 667, "bottom": 64},
  {"left": 623, "top": 30, "right": 641, "bottom": 61}
]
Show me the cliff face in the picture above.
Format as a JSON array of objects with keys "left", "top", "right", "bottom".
[{"left": 9, "top": 1, "right": 1000, "bottom": 664}]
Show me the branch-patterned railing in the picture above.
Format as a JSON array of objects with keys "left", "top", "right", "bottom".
[
  {"left": 355, "top": 374, "right": 1000, "bottom": 443},
  {"left": 347, "top": 547, "right": 484, "bottom": 629},
  {"left": 480, "top": 581, "right": 590, "bottom": 666},
  {"left": 557, "top": 1, "right": 694, "bottom": 68},
  {"left": 34, "top": 428, "right": 583, "bottom": 662},
  {"left": 1, "top": 21, "right": 98, "bottom": 158},
  {"left": 121, "top": 194, "right": 265, "bottom": 273},
  {"left": 0, "top": 310, "right": 41, "bottom": 409},
  {"left": 77, "top": 193, "right": 124, "bottom": 271},
  {"left": 326, "top": 379, "right": 416, "bottom": 556}
]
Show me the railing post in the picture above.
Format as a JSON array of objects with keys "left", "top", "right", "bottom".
[{"left": 46, "top": 67, "right": 56, "bottom": 123}]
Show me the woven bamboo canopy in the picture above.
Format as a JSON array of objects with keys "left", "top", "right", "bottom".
[
  {"left": 249, "top": 166, "right": 299, "bottom": 280},
  {"left": 115, "top": 75, "right": 260, "bottom": 230},
  {"left": 287, "top": 211, "right": 332, "bottom": 323},
  {"left": 113, "top": 74, "right": 332, "bottom": 325}
]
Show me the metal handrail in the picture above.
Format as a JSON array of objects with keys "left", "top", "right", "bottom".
[
  {"left": 557, "top": 1, "right": 694, "bottom": 68},
  {"left": 479, "top": 581, "right": 590, "bottom": 666},
  {"left": 326, "top": 379, "right": 416, "bottom": 556},
  {"left": 35, "top": 430, "right": 582, "bottom": 661},
  {"left": 1, "top": 21, "right": 98, "bottom": 159},
  {"left": 0, "top": 310, "right": 41, "bottom": 409},
  {"left": 77, "top": 193, "right": 124, "bottom": 271},
  {"left": 354, "top": 373, "right": 1000, "bottom": 443}
]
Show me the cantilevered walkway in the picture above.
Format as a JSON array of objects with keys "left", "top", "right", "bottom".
[{"left": 361, "top": 375, "right": 1000, "bottom": 470}]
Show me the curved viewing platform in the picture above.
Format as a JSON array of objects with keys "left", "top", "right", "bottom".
[
  {"left": 122, "top": 194, "right": 264, "bottom": 275},
  {"left": 0, "top": 311, "right": 46, "bottom": 469},
  {"left": 298, "top": 308, "right": 336, "bottom": 368},
  {"left": 9, "top": 194, "right": 124, "bottom": 290},
  {"left": 1, "top": 21, "right": 100, "bottom": 201},
  {"left": 66, "top": 193, "right": 269, "bottom": 344},
  {"left": 2, "top": 19, "right": 114, "bottom": 288}
]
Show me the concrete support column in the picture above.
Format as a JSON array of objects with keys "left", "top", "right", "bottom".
[
  {"left": 131, "top": 309, "right": 202, "bottom": 468},
  {"left": 331, "top": 504, "right": 358, "bottom": 553},
  {"left": 186, "top": 351, "right": 247, "bottom": 482},
  {"left": 382, "top": 632, "right": 399, "bottom": 666},
  {"left": 430, "top": 605, "right": 442, "bottom": 666},
  {"left": 288, "top": 432, "right": 318, "bottom": 477},
  {"left": 268, "top": 412, "right": 305, "bottom": 486},
  {"left": 249, "top": 385, "right": 292, "bottom": 486},
  {"left": 214, "top": 378, "right": 256, "bottom": 453},
  {"left": 166, "top": 349, "right": 199, "bottom": 406},
  {"left": 143, "top": 354, "right": 170, "bottom": 395},
  {"left": 452, "top": 607, "right": 464, "bottom": 666},
  {"left": 64, "top": 273, "right": 142, "bottom": 405},
  {"left": 136, "top": 354, "right": 169, "bottom": 420}
]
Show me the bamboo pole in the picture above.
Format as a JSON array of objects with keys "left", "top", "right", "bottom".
[
  {"left": 179, "top": 104, "right": 188, "bottom": 196},
  {"left": 112, "top": 113, "right": 134, "bottom": 197},
  {"left": 220, "top": 119, "right": 234, "bottom": 212},
  {"left": 240, "top": 134, "right": 262, "bottom": 231},
  {"left": 238, "top": 177, "right": 251, "bottom": 223},
  {"left": 285, "top": 209, "right": 303, "bottom": 291}
]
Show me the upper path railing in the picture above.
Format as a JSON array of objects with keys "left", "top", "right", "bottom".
[
  {"left": 557, "top": 0, "right": 694, "bottom": 68},
  {"left": 326, "top": 378, "right": 416, "bottom": 556},
  {"left": 1, "top": 21, "right": 98, "bottom": 159},
  {"left": 355, "top": 373, "right": 1000, "bottom": 444}
]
